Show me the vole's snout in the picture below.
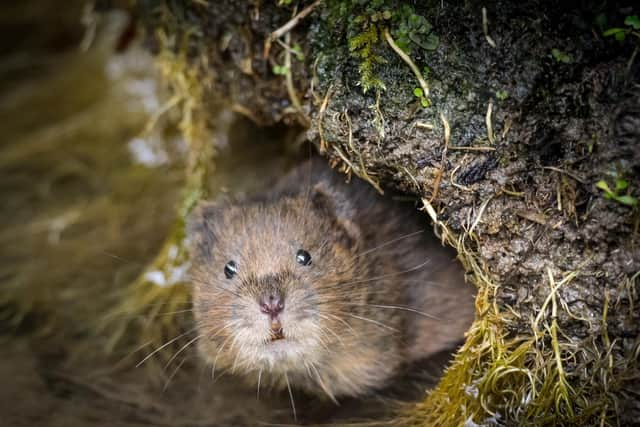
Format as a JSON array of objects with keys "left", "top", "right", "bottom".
[
  {"left": 259, "top": 293, "right": 284, "bottom": 319},
  {"left": 259, "top": 293, "right": 285, "bottom": 341}
]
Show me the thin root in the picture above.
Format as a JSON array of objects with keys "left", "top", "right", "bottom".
[
  {"left": 384, "top": 28, "right": 430, "bottom": 98},
  {"left": 263, "top": 0, "right": 322, "bottom": 58}
]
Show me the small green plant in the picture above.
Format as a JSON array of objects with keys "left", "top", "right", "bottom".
[
  {"left": 596, "top": 177, "right": 638, "bottom": 207},
  {"left": 551, "top": 48, "right": 573, "bottom": 64},
  {"left": 603, "top": 15, "right": 640, "bottom": 41},
  {"left": 272, "top": 64, "right": 289, "bottom": 75},
  {"left": 392, "top": 5, "right": 439, "bottom": 54},
  {"left": 413, "top": 87, "right": 430, "bottom": 107},
  {"left": 496, "top": 89, "right": 509, "bottom": 101},
  {"left": 291, "top": 43, "right": 305, "bottom": 61},
  {"left": 271, "top": 42, "right": 304, "bottom": 76}
]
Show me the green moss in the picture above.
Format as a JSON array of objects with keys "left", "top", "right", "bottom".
[
  {"left": 323, "top": 0, "right": 437, "bottom": 95},
  {"left": 349, "top": 22, "right": 388, "bottom": 92}
]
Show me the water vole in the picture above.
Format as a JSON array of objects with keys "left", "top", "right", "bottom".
[{"left": 187, "top": 158, "right": 475, "bottom": 400}]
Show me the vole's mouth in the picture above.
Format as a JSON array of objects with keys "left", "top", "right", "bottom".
[{"left": 270, "top": 327, "right": 285, "bottom": 342}]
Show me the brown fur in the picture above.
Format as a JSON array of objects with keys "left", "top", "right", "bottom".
[{"left": 187, "top": 159, "right": 475, "bottom": 399}]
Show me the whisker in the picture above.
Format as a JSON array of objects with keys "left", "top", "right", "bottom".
[
  {"left": 100, "top": 301, "right": 193, "bottom": 322},
  {"left": 310, "top": 311, "right": 358, "bottom": 337},
  {"left": 136, "top": 326, "right": 199, "bottom": 367},
  {"left": 188, "top": 275, "right": 244, "bottom": 299},
  {"left": 163, "top": 354, "right": 189, "bottom": 391},
  {"left": 318, "top": 324, "right": 346, "bottom": 347},
  {"left": 305, "top": 312, "right": 348, "bottom": 346},
  {"left": 157, "top": 308, "right": 195, "bottom": 316},
  {"left": 308, "top": 361, "right": 338, "bottom": 404},
  {"left": 200, "top": 321, "right": 238, "bottom": 341},
  {"left": 350, "top": 229, "right": 424, "bottom": 260},
  {"left": 231, "top": 348, "right": 242, "bottom": 374},
  {"left": 331, "top": 258, "right": 432, "bottom": 288},
  {"left": 336, "top": 311, "right": 399, "bottom": 333},
  {"left": 163, "top": 334, "right": 203, "bottom": 370},
  {"left": 257, "top": 368, "right": 263, "bottom": 400},
  {"left": 100, "top": 250, "right": 144, "bottom": 267},
  {"left": 341, "top": 303, "right": 441, "bottom": 320},
  {"left": 284, "top": 371, "right": 297, "bottom": 422},
  {"left": 212, "top": 333, "right": 235, "bottom": 380}
]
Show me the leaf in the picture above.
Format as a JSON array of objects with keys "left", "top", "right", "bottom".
[
  {"left": 496, "top": 90, "right": 509, "bottom": 101},
  {"left": 615, "top": 31, "right": 626, "bottom": 41},
  {"left": 413, "top": 87, "right": 424, "bottom": 97},
  {"left": 551, "top": 48, "right": 572, "bottom": 64},
  {"left": 596, "top": 180, "right": 612, "bottom": 193},
  {"left": 615, "top": 179, "right": 629, "bottom": 191},
  {"left": 603, "top": 27, "right": 624, "bottom": 37},
  {"left": 272, "top": 65, "right": 289, "bottom": 76},
  {"left": 420, "top": 97, "right": 431, "bottom": 108},
  {"left": 424, "top": 33, "right": 440, "bottom": 51},
  {"left": 292, "top": 43, "right": 304, "bottom": 61},
  {"left": 614, "top": 195, "right": 638, "bottom": 206},
  {"left": 624, "top": 15, "right": 640, "bottom": 30}
]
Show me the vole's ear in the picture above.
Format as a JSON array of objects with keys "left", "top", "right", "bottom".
[
  {"left": 310, "top": 181, "right": 361, "bottom": 248},
  {"left": 186, "top": 201, "right": 220, "bottom": 259}
]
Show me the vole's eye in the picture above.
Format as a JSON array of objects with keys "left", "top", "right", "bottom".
[
  {"left": 224, "top": 260, "right": 238, "bottom": 279},
  {"left": 296, "top": 249, "right": 312, "bottom": 266}
]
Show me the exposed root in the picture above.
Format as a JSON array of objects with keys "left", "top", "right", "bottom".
[
  {"left": 318, "top": 83, "right": 334, "bottom": 153},
  {"left": 486, "top": 100, "right": 495, "bottom": 144},
  {"left": 231, "top": 103, "right": 265, "bottom": 125},
  {"left": 448, "top": 145, "right": 496, "bottom": 152},
  {"left": 542, "top": 166, "right": 587, "bottom": 185},
  {"left": 263, "top": 0, "right": 322, "bottom": 58},
  {"left": 469, "top": 196, "right": 494, "bottom": 235},
  {"left": 482, "top": 7, "right": 497, "bottom": 48},
  {"left": 332, "top": 138, "right": 384, "bottom": 195},
  {"left": 282, "top": 32, "right": 310, "bottom": 126},
  {"left": 429, "top": 113, "right": 450, "bottom": 202},
  {"left": 344, "top": 109, "right": 381, "bottom": 193},
  {"left": 383, "top": 28, "right": 430, "bottom": 99},
  {"left": 450, "top": 164, "right": 473, "bottom": 192},
  {"left": 372, "top": 90, "right": 386, "bottom": 140}
]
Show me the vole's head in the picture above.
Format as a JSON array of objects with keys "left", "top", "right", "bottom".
[{"left": 187, "top": 182, "right": 364, "bottom": 378}]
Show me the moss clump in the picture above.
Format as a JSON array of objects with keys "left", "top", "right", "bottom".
[
  {"left": 349, "top": 20, "right": 388, "bottom": 93},
  {"left": 324, "top": 0, "right": 437, "bottom": 95}
]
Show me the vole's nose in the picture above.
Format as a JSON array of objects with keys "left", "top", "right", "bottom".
[{"left": 259, "top": 293, "right": 284, "bottom": 319}]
